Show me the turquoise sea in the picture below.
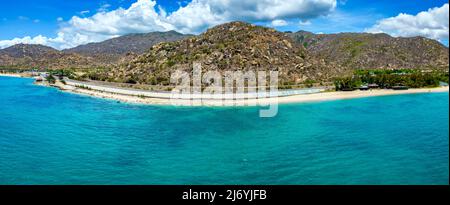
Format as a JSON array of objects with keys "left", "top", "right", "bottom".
[{"left": 0, "top": 76, "right": 448, "bottom": 185}]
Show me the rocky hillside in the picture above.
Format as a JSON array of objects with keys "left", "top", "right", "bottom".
[
  {"left": 288, "top": 31, "right": 449, "bottom": 70},
  {"left": 1, "top": 22, "right": 447, "bottom": 84},
  {"left": 0, "top": 44, "right": 57, "bottom": 58},
  {"left": 107, "top": 22, "right": 339, "bottom": 85},
  {"left": 0, "top": 31, "right": 192, "bottom": 70},
  {"left": 0, "top": 44, "right": 101, "bottom": 70},
  {"left": 65, "top": 31, "right": 192, "bottom": 56}
]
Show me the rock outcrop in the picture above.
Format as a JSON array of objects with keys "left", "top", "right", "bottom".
[
  {"left": 108, "top": 22, "right": 340, "bottom": 85},
  {"left": 288, "top": 31, "right": 449, "bottom": 70}
]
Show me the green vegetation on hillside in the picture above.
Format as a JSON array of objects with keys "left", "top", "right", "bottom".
[
  {"left": 46, "top": 75, "right": 56, "bottom": 84},
  {"left": 48, "top": 69, "right": 75, "bottom": 79},
  {"left": 288, "top": 31, "right": 449, "bottom": 71}
]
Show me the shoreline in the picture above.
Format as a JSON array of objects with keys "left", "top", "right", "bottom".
[
  {"left": 0, "top": 73, "right": 28, "bottom": 78},
  {"left": 47, "top": 80, "right": 450, "bottom": 107},
  {"left": 275, "top": 86, "right": 449, "bottom": 104},
  {"left": 2, "top": 74, "right": 448, "bottom": 106}
]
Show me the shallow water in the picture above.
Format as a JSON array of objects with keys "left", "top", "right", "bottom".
[{"left": 0, "top": 76, "right": 448, "bottom": 185}]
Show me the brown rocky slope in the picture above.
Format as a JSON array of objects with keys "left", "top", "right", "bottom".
[
  {"left": 288, "top": 31, "right": 449, "bottom": 70},
  {"left": 106, "top": 22, "right": 340, "bottom": 86},
  {"left": 0, "top": 44, "right": 103, "bottom": 70},
  {"left": 64, "top": 31, "right": 192, "bottom": 63}
]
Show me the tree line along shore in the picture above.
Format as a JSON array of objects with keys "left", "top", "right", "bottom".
[
  {"left": 1, "top": 68, "right": 449, "bottom": 107},
  {"left": 1, "top": 67, "right": 448, "bottom": 92},
  {"left": 333, "top": 69, "right": 449, "bottom": 91}
]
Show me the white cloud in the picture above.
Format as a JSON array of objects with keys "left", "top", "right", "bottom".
[
  {"left": 79, "top": 10, "right": 90, "bottom": 15},
  {"left": 18, "top": 16, "right": 29, "bottom": 20},
  {"left": 0, "top": 0, "right": 337, "bottom": 49},
  {"left": 57, "top": 17, "right": 64, "bottom": 22},
  {"left": 270, "top": 19, "right": 289, "bottom": 27},
  {"left": 339, "top": 0, "right": 347, "bottom": 6},
  {"left": 97, "top": 4, "right": 111, "bottom": 12},
  {"left": 366, "top": 3, "right": 449, "bottom": 42},
  {"left": 167, "top": 0, "right": 336, "bottom": 32},
  {"left": 0, "top": 35, "right": 50, "bottom": 48},
  {"left": 190, "top": 0, "right": 336, "bottom": 21}
]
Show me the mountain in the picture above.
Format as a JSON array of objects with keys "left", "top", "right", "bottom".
[
  {"left": 0, "top": 31, "right": 192, "bottom": 70},
  {"left": 1, "top": 22, "right": 447, "bottom": 83},
  {"left": 0, "top": 44, "right": 100, "bottom": 70},
  {"left": 288, "top": 31, "right": 449, "bottom": 70},
  {"left": 106, "top": 22, "right": 338, "bottom": 85},
  {"left": 0, "top": 44, "right": 58, "bottom": 58},
  {"left": 64, "top": 31, "right": 192, "bottom": 62}
]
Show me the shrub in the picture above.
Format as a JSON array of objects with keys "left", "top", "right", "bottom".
[{"left": 46, "top": 75, "right": 56, "bottom": 84}]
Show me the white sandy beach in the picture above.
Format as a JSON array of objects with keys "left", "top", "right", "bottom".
[
  {"left": 2, "top": 73, "right": 448, "bottom": 106},
  {"left": 48, "top": 79, "right": 449, "bottom": 106}
]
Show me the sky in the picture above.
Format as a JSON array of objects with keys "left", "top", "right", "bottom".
[{"left": 0, "top": 0, "right": 448, "bottom": 49}]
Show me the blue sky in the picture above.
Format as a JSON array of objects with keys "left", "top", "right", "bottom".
[
  {"left": 0, "top": 0, "right": 448, "bottom": 49},
  {"left": 282, "top": 0, "right": 447, "bottom": 29}
]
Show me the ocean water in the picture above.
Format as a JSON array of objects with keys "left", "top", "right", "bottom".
[{"left": 0, "top": 76, "right": 448, "bottom": 185}]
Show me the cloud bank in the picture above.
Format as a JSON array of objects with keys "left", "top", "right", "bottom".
[
  {"left": 366, "top": 3, "right": 449, "bottom": 42},
  {"left": 0, "top": 0, "right": 336, "bottom": 49}
]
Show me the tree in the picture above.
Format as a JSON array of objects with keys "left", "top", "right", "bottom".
[{"left": 46, "top": 75, "right": 56, "bottom": 84}]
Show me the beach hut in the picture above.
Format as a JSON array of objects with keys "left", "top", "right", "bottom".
[
  {"left": 359, "top": 85, "right": 369, "bottom": 91},
  {"left": 40, "top": 73, "right": 49, "bottom": 79},
  {"left": 341, "top": 88, "right": 356, "bottom": 91},
  {"left": 368, "top": 83, "right": 379, "bottom": 89},
  {"left": 392, "top": 85, "right": 409, "bottom": 90},
  {"left": 439, "top": 82, "right": 449, "bottom": 86},
  {"left": 35, "top": 76, "right": 43, "bottom": 82}
]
